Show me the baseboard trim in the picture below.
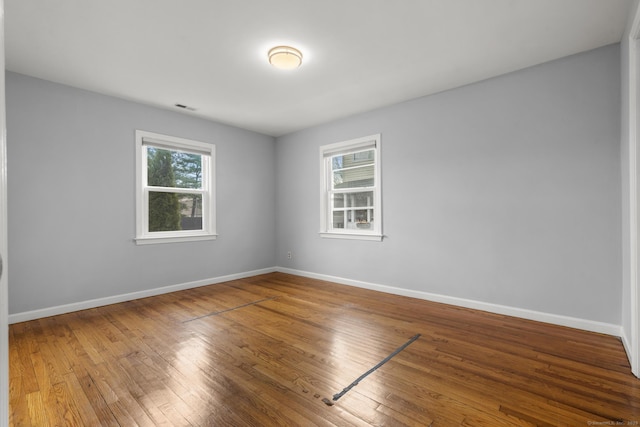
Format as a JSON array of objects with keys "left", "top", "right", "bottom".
[
  {"left": 9, "top": 265, "right": 624, "bottom": 339},
  {"left": 8, "top": 267, "right": 277, "bottom": 324},
  {"left": 620, "top": 327, "right": 639, "bottom": 377},
  {"left": 276, "top": 267, "right": 623, "bottom": 338}
]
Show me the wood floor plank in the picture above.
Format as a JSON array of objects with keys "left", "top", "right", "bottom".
[
  {"left": 25, "top": 391, "right": 50, "bottom": 427},
  {"left": 9, "top": 272, "right": 640, "bottom": 425},
  {"left": 10, "top": 327, "right": 40, "bottom": 395},
  {"left": 61, "top": 371, "right": 104, "bottom": 426}
]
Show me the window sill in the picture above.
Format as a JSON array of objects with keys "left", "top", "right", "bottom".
[
  {"left": 134, "top": 233, "right": 218, "bottom": 245},
  {"left": 319, "top": 232, "right": 383, "bottom": 242}
]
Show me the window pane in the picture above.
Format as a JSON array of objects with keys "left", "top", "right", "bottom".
[
  {"left": 331, "top": 208, "right": 375, "bottom": 230},
  {"left": 352, "top": 150, "right": 374, "bottom": 162},
  {"left": 332, "top": 156, "right": 343, "bottom": 170},
  {"left": 333, "top": 164, "right": 374, "bottom": 189},
  {"left": 332, "top": 193, "right": 344, "bottom": 208},
  {"left": 148, "top": 191, "right": 182, "bottom": 232},
  {"left": 354, "top": 209, "right": 373, "bottom": 225},
  {"left": 331, "top": 149, "right": 374, "bottom": 171},
  {"left": 179, "top": 194, "right": 203, "bottom": 230},
  {"left": 344, "top": 191, "right": 373, "bottom": 207},
  {"left": 149, "top": 192, "right": 203, "bottom": 232},
  {"left": 147, "top": 147, "right": 202, "bottom": 189},
  {"left": 332, "top": 211, "right": 345, "bottom": 229},
  {"left": 331, "top": 149, "right": 375, "bottom": 190}
]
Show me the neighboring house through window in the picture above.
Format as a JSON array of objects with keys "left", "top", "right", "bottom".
[
  {"left": 319, "top": 134, "right": 382, "bottom": 241},
  {"left": 135, "top": 130, "right": 216, "bottom": 244}
]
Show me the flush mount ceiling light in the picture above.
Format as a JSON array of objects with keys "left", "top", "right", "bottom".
[{"left": 268, "top": 45, "right": 303, "bottom": 70}]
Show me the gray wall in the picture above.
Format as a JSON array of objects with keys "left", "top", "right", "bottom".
[
  {"left": 7, "top": 44, "right": 623, "bottom": 326},
  {"left": 276, "top": 44, "right": 622, "bottom": 325},
  {"left": 7, "top": 72, "right": 276, "bottom": 314}
]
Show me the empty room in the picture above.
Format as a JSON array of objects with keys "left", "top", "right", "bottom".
[{"left": 3, "top": 0, "right": 640, "bottom": 425}]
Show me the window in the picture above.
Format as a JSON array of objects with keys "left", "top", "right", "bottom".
[
  {"left": 135, "top": 130, "right": 216, "bottom": 244},
  {"left": 320, "top": 134, "right": 382, "bottom": 241}
]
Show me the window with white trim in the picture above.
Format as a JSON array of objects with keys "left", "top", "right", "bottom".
[
  {"left": 135, "top": 130, "right": 216, "bottom": 244},
  {"left": 320, "top": 134, "right": 382, "bottom": 241}
]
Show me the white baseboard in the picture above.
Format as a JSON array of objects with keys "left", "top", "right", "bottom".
[
  {"left": 9, "top": 265, "right": 624, "bottom": 340},
  {"left": 276, "top": 267, "right": 623, "bottom": 338},
  {"left": 8, "top": 267, "right": 276, "bottom": 324},
  {"left": 622, "top": 328, "right": 633, "bottom": 365},
  {"left": 620, "top": 327, "right": 639, "bottom": 377}
]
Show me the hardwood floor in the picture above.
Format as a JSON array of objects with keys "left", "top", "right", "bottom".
[{"left": 9, "top": 272, "right": 640, "bottom": 426}]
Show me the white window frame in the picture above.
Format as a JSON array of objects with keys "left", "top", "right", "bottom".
[
  {"left": 319, "top": 134, "right": 383, "bottom": 241},
  {"left": 135, "top": 130, "right": 216, "bottom": 245}
]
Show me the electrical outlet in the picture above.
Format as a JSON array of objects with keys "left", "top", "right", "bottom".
[{"left": 287, "top": 251, "right": 292, "bottom": 259}]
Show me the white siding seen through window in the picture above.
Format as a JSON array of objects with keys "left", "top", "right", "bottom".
[{"left": 319, "top": 134, "right": 382, "bottom": 241}]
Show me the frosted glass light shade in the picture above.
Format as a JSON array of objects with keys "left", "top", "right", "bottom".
[{"left": 268, "top": 46, "right": 303, "bottom": 69}]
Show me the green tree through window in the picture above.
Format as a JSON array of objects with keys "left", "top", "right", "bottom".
[
  {"left": 173, "top": 152, "right": 202, "bottom": 220},
  {"left": 147, "top": 148, "right": 181, "bottom": 232}
]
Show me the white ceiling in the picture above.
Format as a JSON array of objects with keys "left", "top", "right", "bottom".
[{"left": 5, "top": 0, "right": 633, "bottom": 137}]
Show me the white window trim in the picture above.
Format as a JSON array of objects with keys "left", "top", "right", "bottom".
[
  {"left": 319, "top": 134, "right": 383, "bottom": 241},
  {"left": 135, "top": 130, "right": 217, "bottom": 245}
]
